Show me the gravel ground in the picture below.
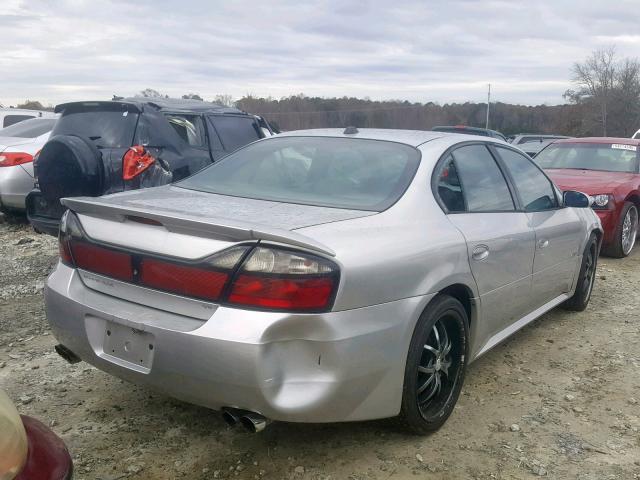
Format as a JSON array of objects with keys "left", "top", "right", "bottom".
[{"left": 1, "top": 219, "right": 639, "bottom": 480}]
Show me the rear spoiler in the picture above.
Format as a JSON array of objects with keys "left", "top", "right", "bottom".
[
  {"left": 54, "top": 101, "right": 142, "bottom": 114},
  {"left": 61, "top": 197, "right": 336, "bottom": 257}
]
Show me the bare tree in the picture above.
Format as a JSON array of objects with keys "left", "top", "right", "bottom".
[
  {"left": 569, "top": 47, "right": 617, "bottom": 135},
  {"left": 214, "top": 94, "right": 235, "bottom": 107},
  {"left": 136, "top": 88, "right": 167, "bottom": 98},
  {"left": 611, "top": 59, "right": 640, "bottom": 136},
  {"left": 182, "top": 93, "right": 203, "bottom": 101}
]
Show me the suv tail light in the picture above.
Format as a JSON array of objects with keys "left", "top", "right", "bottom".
[
  {"left": 59, "top": 212, "right": 339, "bottom": 312},
  {"left": 122, "top": 145, "right": 155, "bottom": 180},
  {"left": 0, "top": 152, "right": 33, "bottom": 167}
]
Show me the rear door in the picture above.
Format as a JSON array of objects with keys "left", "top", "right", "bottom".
[
  {"left": 493, "top": 146, "right": 583, "bottom": 305},
  {"left": 436, "top": 143, "right": 536, "bottom": 350}
]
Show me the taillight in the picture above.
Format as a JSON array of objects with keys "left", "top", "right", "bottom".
[
  {"left": 122, "top": 145, "right": 155, "bottom": 180},
  {"left": 58, "top": 212, "right": 339, "bottom": 312},
  {"left": 0, "top": 152, "right": 33, "bottom": 167},
  {"left": 59, "top": 211, "right": 132, "bottom": 281},
  {"left": 227, "top": 247, "right": 339, "bottom": 312},
  {"left": 138, "top": 247, "right": 246, "bottom": 302},
  {"left": 71, "top": 242, "right": 133, "bottom": 282}
]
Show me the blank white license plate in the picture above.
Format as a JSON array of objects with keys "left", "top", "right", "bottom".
[{"left": 103, "top": 321, "right": 155, "bottom": 371}]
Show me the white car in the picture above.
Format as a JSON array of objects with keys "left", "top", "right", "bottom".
[
  {"left": 0, "top": 108, "right": 55, "bottom": 128},
  {"left": 0, "top": 116, "right": 58, "bottom": 212}
]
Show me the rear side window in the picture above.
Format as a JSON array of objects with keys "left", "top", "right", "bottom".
[
  {"left": 440, "top": 144, "right": 515, "bottom": 212},
  {"left": 3, "top": 115, "right": 34, "bottom": 127},
  {"left": 209, "top": 115, "right": 261, "bottom": 152},
  {"left": 52, "top": 108, "right": 138, "bottom": 148},
  {"left": 0, "top": 118, "right": 56, "bottom": 138},
  {"left": 164, "top": 114, "right": 206, "bottom": 147},
  {"left": 497, "top": 147, "right": 559, "bottom": 211}
]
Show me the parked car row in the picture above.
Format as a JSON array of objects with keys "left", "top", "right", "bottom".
[{"left": 1, "top": 104, "right": 638, "bottom": 436}]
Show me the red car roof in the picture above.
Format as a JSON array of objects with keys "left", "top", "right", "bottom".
[{"left": 553, "top": 137, "right": 640, "bottom": 145}]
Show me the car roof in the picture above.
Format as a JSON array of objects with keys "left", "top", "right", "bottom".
[
  {"left": 552, "top": 137, "right": 640, "bottom": 145},
  {"left": 277, "top": 128, "right": 446, "bottom": 147},
  {"left": 54, "top": 98, "right": 249, "bottom": 116}
]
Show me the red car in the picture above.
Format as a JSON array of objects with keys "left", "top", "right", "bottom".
[
  {"left": 535, "top": 137, "right": 640, "bottom": 257},
  {"left": 0, "top": 390, "right": 73, "bottom": 480}
]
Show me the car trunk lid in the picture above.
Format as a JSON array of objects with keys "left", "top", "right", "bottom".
[{"left": 62, "top": 185, "right": 376, "bottom": 257}]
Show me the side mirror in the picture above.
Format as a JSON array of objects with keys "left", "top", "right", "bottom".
[{"left": 563, "top": 190, "right": 592, "bottom": 208}]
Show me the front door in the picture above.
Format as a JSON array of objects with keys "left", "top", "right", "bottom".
[{"left": 493, "top": 146, "right": 582, "bottom": 305}]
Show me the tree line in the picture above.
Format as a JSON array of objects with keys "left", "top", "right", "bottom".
[{"left": 7, "top": 47, "right": 639, "bottom": 137}]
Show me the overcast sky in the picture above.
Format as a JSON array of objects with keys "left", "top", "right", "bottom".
[{"left": 2, "top": 0, "right": 639, "bottom": 108}]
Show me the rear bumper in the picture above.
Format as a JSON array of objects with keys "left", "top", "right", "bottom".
[
  {"left": 45, "top": 262, "right": 431, "bottom": 423},
  {"left": 0, "top": 165, "right": 33, "bottom": 211},
  {"left": 26, "top": 190, "right": 64, "bottom": 236}
]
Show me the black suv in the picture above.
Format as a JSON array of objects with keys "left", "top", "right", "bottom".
[
  {"left": 27, "top": 98, "right": 273, "bottom": 235},
  {"left": 431, "top": 125, "right": 507, "bottom": 141}
]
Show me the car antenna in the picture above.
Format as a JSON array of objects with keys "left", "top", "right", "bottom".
[{"left": 343, "top": 126, "right": 359, "bottom": 134}]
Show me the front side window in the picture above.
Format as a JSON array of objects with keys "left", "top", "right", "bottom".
[
  {"left": 178, "top": 136, "right": 420, "bottom": 211},
  {"left": 444, "top": 144, "right": 515, "bottom": 212},
  {"left": 497, "top": 147, "right": 559, "bottom": 212}
]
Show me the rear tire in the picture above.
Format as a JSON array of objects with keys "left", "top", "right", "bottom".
[
  {"left": 398, "top": 295, "right": 468, "bottom": 434},
  {"left": 563, "top": 233, "right": 598, "bottom": 311},
  {"left": 603, "top": 202, "right": 637, "bottom": 258}
]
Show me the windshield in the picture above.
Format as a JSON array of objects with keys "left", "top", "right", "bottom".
[
  {"left": 178, "top": 136, "right": 420, "bottom": 211},
  {"left": 0, "top": 117, "right": 57, "bottom": 138},
  {"left": 52, "top": 107, "right": 138, "bottom": 148},
  {"left": 535, "top": 143, "right": 639, "bottom": 173}
]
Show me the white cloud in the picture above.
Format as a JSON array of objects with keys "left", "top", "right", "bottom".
[{"left": 1, "top": 0, "right": 639, "bottom": 107}]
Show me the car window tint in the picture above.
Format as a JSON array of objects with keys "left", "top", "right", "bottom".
[
  {"left": 451, "top": 145, "right": 515, "bottom": 212},
  {"left": 497, "top": 147, "right": 559, "bottom": 212},
  {"left": 3, "top": 115, "right": 34, "bottom": 127},
  {"left": 0, "top": 118, "right": 56, "bottom": 138},
  {"left": 52, "top": 108, "right": 138, "bottom": 148},
  {"left": 178, "top": 136, "right": 420, "bottom": 211},
  {"left": 209, "top": 116, "right": 260, "bottom": 152},
  {"left": 165, "top": 114, "right": 206, "bottom": 147},
  {"left": 436, "top": 155, "right": 465, "bottom": 212}
]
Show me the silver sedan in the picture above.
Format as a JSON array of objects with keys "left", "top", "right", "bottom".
[{"left": 45, "top": 128, "right": 602, "bottom": 433}]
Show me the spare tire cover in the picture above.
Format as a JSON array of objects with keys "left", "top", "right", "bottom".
[{"left": 36, "top": 135, "right": 104, "bottom": 202}]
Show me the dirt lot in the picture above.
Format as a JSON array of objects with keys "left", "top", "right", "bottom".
[{"left": 1, "top": 219, "right": 639, "bottom": 480}]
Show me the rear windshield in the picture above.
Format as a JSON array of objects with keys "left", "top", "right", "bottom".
[
  {"left": 178, "top": 136, "right": 420, "bottom": 211},
  {"left": 53, "top": 106, "right": 138, "bottom": 148},
  {"left": 0, "top": 117, "right": 57, "bottom": 138},
  {"left": 535, "top": 143, "right": 639, "bottom": 173}
]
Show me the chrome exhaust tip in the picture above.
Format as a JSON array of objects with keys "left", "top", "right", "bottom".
[
  {"left": 221, "top": 408, "right": 240, "bottom": 426},
  {"left": 240, "top": 413, "right": 268, "bottom": 433}
]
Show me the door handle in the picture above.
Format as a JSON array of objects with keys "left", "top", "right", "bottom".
[
  {"left": 538, "top": 239, "right": 550, "bottom": 249},
  {"left": 472, "top": 245, "right": 490, "bottom": 261}
]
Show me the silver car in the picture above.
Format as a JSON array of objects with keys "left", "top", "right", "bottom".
[
  {"left": 45, "top": 129, "right": 602, "bottom": 433},
  {"left": 0, "top": 117, "right": 58, "bottom": 212}
]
